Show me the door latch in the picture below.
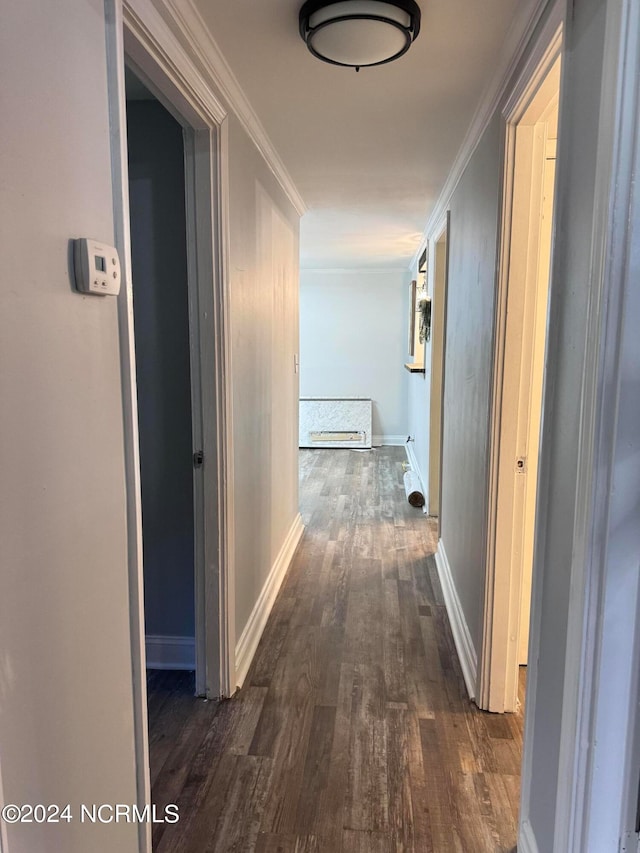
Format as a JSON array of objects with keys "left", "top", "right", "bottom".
[
  {"left": 516, "top": 456, "right": 527, "bottom": 473},
  {"left": 193, "top": 450, "right": 204, "bottom": 468}
]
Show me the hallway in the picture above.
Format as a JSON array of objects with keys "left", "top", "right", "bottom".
[{"left": 150, "top": 447, "right": 523, "bottom": 853}]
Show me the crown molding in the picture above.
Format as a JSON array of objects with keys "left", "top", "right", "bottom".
[
  {"left": 158, "top": 0, "right": 307, "bottom": 216},
  {"left": 124, "top": 0, "right": 227, "bottom": 124},
  {"left": 410, "top": 0, "right": 563, "bottom": 270}
]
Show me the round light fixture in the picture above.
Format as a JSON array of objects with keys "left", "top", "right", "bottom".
[{"left": 299, "top": 0, "right": 421, "bottom": 71}]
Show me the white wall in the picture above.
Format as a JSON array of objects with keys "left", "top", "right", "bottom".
[
  {"left": 437, "top": 114, "right": 503, "bottom": 653},
  {"left": 584, "top": 238, "right": 640, "bottom": 849},
  {"left": 407, "top": 256, "right": 433, "bottom": 492},
  {"left": 524, "top": 0, "right": 640, "bottom": 848},
  {"left": 407, "top": 1, "right": 640, "bottom": 850},
  {"left": 407, "top": 381, "right": 430, "bottom": 486},
  {"left": 0, "top": 1, "right": 139, "bottom": 850},
  {"left": 300, "top": 269, "right": 410, "bottom": 443},
  {"left": 228, "top": 118, "right": 300, "bottom": 638},
  {"left": 0, "top": 3, "right": 302, "bottom": 850}
]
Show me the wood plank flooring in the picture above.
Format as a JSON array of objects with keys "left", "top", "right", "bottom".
[{"left": 148, "top": 447, "right": 524, "bottom": 852}]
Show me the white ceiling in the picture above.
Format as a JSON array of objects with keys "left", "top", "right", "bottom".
[{"left": 194, "top": 0, "right": 521, "bottom": 269}]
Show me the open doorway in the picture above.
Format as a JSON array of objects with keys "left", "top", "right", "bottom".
[
  {"left": 114, "top": 21, "right": 236, "bottom": 705},
  {"left": 125, "top": 68, "right": 200, "bottom": 703},
  {"left": 428, "top": 214, "right": 449, "bottom": 531},
  {"left": 106, "top": 10, "right": 236, "bottom": 841},
  {"left": 104, "top": 6, "right": 237, "bottom": 846},
  {"left": 479, "top": 47, "right": 562, "bottom": 713}
]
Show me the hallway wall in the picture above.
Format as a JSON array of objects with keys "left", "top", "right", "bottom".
[
  {"left": 411, "top": 2, "right": 640, "bottom": 850},
  {"left": 524, "top": 1, "right": 639, "bottom": 847},
  {"left": 300, "top": 269, "right": 410, "bottom": 443},
  {"left": 407, "top": 365, "right": 431, "bottom": 491},
  {"left": 228, "top": 121, "right": 300, "bottom": 640},
  {"left": 0, "top": 3, "right": 300, "bottom": 850},
  {"left": 406, "top": 234, "right": 447, "bottom": 508},
  {"left": 0, "top": 1, "right": 139, "bottom": 850},
  {"left": 439, "top": 115, "right": 503, "bottom": 656}
]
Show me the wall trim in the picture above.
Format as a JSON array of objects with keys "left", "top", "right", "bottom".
[
  {"left": 235, "top": 513, "right": 305, "bottom": 689},
  {"left": 106, "top": 5, "right": 154, "bottom": 851},
  {"left": 434, "top": 540, "right": 478, "bottom": 699},
  {"left": 124, "top": 0, "right": 227, "bottom": 123},
  {"left": 158, "top": 0, "right": 306, "bottom": 216},
  {"left": 519, "top": 820, "right": 541, "bottom": 853},
  {"left": 410, "top": 0, "right": 560, "bottom": 269},
  {"left": 405, "top": 440, "right": 426, "bottom": 490},
  {"left": 502, "top": 15, "right": 564, "bottom": 122},
  {"left": 145, "top": 635, "right": 196, "bottom": 670},
  {"left": 373, "top": 434, "right": 407, "bottom": 447}
]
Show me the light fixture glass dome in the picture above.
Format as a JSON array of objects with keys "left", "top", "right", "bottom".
[{"left": 299, "top": 0, "right": 421, "bottom": 69}]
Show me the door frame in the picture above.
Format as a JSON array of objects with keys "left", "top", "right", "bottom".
[
  {"left": 0, "top": 757, "right": 6, "bottom": 853},
  {"left": 427, "top": 212, "right": 450, "bottom": 530},
  {"left": 560, "top": 0, "right": 640, "bottom": 846},
  {"left": 105, "top": 1, "right": 235, "bottom": 848},
  {"left": 478, "top": 21, "right": 563, "bottom": 713}
]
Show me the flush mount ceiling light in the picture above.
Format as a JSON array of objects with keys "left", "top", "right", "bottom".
[{"left": 299, "top": 0, "right": 421, "bottom": 71}]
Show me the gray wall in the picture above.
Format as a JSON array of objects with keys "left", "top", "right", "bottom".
[
  {"left": 407, "top": 356, "right": 431, "bottom": 491},
  {"left": 585, "top": 136, "right": 640, "bottom": 847},
  {"left": 0, "top": 2, "right": 301, "bottom": 849},
  {"left": 525, "top": 0, "right": 635, "bottom": 847},
  {"left": 0, "top": 1, "right": 139, "bottom": 850},
  {"left": 439, "top": 115, "right": 502, "bottom": 653},
  {"left": 300, "top": 269, "right": 410, "bottom": 441},
  {"left": 228, "top": 115, "right": 300, "bottom": 637},
  {"left": 127, "top": 99, "right": 195, "bottom": 640},
  {"left": 407, "top": 1, "right": 640, "bottom": 849}
]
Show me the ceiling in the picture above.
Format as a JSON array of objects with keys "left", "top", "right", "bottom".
[{"left": 194, "top": 0, "right": 521, "bottom": 269}]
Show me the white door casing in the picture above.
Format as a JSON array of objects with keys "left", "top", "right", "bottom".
[
  {"left": 105, "top": 2, "right": 235, "bottom": 850},
  {"left": 479, "top": 30, "right": 562, "bottom": 714}
]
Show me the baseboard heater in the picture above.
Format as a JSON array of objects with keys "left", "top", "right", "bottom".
[
  {"left": 310, "top": 431, "right": 364, "bottom": 443},
  {"left": 299, "top": 397, "right": 372, "bottom": 449}
]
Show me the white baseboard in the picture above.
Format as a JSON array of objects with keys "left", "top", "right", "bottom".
[
  {"left": 434, "top": 540, "right": 478, "bottom": 699},
  {"left": 404, "top": 441, "right": 424, "bottom": 486},
  {"left": 518, "top": 820, "right": 540, "bottom": 853},
  {"left": 373, "top": 434, "right": 408, "bottom": 446},
  {"left": 404, "top": 441, "right": 428, "bottom": 514},
  {"left": 145, "top": 635, "right": 195, "bottom": 670},
  {"left": 235, "top": 512, "right": 305, "bottom": 689}
]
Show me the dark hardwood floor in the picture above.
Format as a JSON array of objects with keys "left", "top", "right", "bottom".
[{"left": 148, "top": 447, "right": 524, "bottom": 852}]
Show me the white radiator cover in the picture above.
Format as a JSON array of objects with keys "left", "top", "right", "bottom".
[{"left": 299, "top": 397, "right": 372, "bottom": 448}]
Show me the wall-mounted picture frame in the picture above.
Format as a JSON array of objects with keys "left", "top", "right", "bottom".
[{"left": 419, "top": 293, "right": 432, "bottom": 344}]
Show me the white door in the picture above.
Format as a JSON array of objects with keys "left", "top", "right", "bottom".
[{"left": 517, "top": 130, "right": 556, "bottom": 664}]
